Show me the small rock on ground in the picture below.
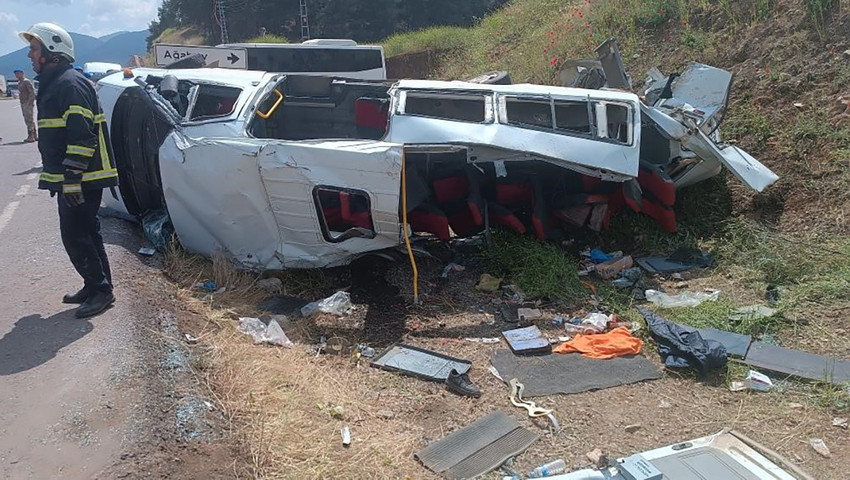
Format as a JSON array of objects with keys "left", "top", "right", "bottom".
[
  {"left": 810, "top": 438, "right": 831, "bottom": 458},
  {"left": 624, "top": 424, "right": 642, "bottom": 434}
]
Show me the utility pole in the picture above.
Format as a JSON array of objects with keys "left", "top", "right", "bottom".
[
  {"left": 216, "top": 0, "right": 230, "bottom": 44},
  {"left": 300, "top": 0, "right": 310, "bottom": 41}
]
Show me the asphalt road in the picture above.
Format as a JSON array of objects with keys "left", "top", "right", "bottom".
[{"left": 0, "top": 98, "right": 155, "bottom": 479}]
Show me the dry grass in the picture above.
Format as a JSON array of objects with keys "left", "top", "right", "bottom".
[{"left": 162, "top": 242, "right": 850, "bottom": 479}]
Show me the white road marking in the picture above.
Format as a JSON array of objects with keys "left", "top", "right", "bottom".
[
  {"left": 0, "top": 201, "right": 21, "bottom": 235},
  {"left": 16, "top": 184, "right": 30, "bottom": 197}
]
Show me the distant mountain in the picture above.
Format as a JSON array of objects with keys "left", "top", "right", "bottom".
[{"left": 0, "top": 30, "right": 148, "bottom": 79}]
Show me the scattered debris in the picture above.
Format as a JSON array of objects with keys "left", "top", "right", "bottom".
[
  {"left": 553, "top": 327, "right": 643, "bottom": 359},
  {"left": 509, "top": 379, "right": 552, "bottom": 417},
  {"left": 503, "top": 326, "right": 551, "bottom": 355},
  {"left": 745, "top": 370, "right": 773, "bottom": 392},
  {"left": 729, "top": 305, "right": 777, "bottom": 323},
  {"left": 809, "top": 438, "right": 831, "bottom": 458},
  {"left": 195, "top": 281, "right": 218, "bottom": 292},
  {"left": 237, "top": 317, "right": 294, "bottom": 347},
  {"left": 465, "top": 337, "right": 500, "bottom": 344},
  {"left": 645, "top": 289, "right": 720, "bottom": 308},
  {"left": 586, "top": 448, "right": 606, "bottom": 467},
  {"left": 636, "top": 248, "right": 713, "bottom": 274},
  {"left": 184, "top": 333, "right": 198, "bottom": 344},
  {"left": 137, "top": 247, "right": 157, "bottom": 256},
  {"left": 356, "top": 344, "right": 376, "bottom": 358},
  {"left": 301, "top": 291, "right": 352, "bottom": 317},
  {"left": 140, "top": 209, "right": 173, "bottom": 251},
  {"left": 256, "top": 277, "right": 283, "bottom": 293},
  {"left": 612, "top": 267, "right": 642, "bottom": 289},
  {"left": 517, "top": 308, "right": 542, "bottom": 321},
  {"left": 658, "top": 400, "right": 672, "bottom": 409},
  {"left": 325, "top": 337, "right": 354, "bottom": 356},
  {"left": 832, "top": 417, "right": 848, "bottom": 429},
  {"left": 491, "top": 349, "right": 660, "bottom": 397},
  {"left": 787, "top": 403, "right": 804, "bottom": 410},
  {"left": 258, "top": 294, "right": 310, "bottom": 315},
  {"left": 371, "top": 344, "right": 471, "bottom": 382},
  {"left": 415, "top": 411, "right": 538, "bottom": 479},
  {"left": 446, "top": 368, "right": 482, "bottom": 398},
  {"left": 579, "top": 312, "right": 612, "bottom": 333},
  {"left": 528, "top": 458, "right": 567, "bottom": 478},
  {"left": 597, "top": 255, "right": 634, "bottom": 279},
  {"left": 202, "top": 286, "right": 227, "bottom": 301},
  {"left": 476, "top": 273, "right": 503, "bottom": 293},
  {"left": 793, "top": 102, "right": 805, "bottom": 108},
  {"left": 441, "top": 263, "right": 466, "bottom": 278},
  {"left": 341, "top": 426, "right": 351, "bottom": 447},
  {"left": 639, "top": 307, "right": 728, "bottom": 375},
  {"left": 729, "top": 381, "right": 747, "bottom": 392},
  {"left": 329, "top": 405, "right": 345, "bottom": 419},
  {"left": 624, "top": 424, "right": 642, "bottom": 434},
  {"left": 744, "top": 341, "right": 850, "bottom": 386},
  {"left": 377, "top": 409, "right": 395, "bottom": 420}
]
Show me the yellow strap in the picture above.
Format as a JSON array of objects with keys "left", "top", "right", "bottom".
[
  {"left": 64, "top": 105, "right": 95, "bottom": 121},
  {"left": 40, "top": 169, "right": 118, "bottom": 183},
  {"left": 66, "top": 145, "right": 96, "bottom": 157},
  {"left": 98, "top": 125, "right": 111, "bottom": 171},
  {"left": 94, "top": 114, "right": 105, "bottom": 123},
  {"left": 38, "top": 118, "right": 66, "bottom": 128}
]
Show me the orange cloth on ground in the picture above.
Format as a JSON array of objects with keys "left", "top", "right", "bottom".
[{"left": 552, "top": 326, "right": 643, "bottom": 359}]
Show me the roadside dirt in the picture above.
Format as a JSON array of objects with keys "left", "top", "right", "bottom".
[{"left": 168, "top": 253, "right": 848, "bottom": 479}]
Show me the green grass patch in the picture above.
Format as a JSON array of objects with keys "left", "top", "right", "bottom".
[
  {"left": 382, "top": 26, "right": 472, "bottom": 57},
  {"left": 483, "top": 232, "right": 584, "bottom": 303},
  {"left": 243, "top": 34, "right": 289, "bottom": 44}
]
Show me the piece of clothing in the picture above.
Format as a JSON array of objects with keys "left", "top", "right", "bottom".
[
  {"left": 58, "top": 188, "right": 113, "bottom": 295},
  {"left": 18, "top": 78, "right": 35, "bottom": 106},
  {"left": 36, "top": 63, "right": 118, "bottom": 192},
  {"left": 553, "top": 326, "right": 643, "bottom": 359},
  {"left": 638, "top": 307, "right": 727, "bottom": 375},
  {"left": 21, "top": 102, "right": 36, "bottom": 139}
]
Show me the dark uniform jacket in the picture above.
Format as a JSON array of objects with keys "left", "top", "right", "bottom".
[{"left": 36, "top": 64, "right": 118, "bottom": 192}]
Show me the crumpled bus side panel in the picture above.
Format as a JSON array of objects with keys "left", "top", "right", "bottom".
[{"left": 257, "top": 140, "right": 404, "bottom": 268}]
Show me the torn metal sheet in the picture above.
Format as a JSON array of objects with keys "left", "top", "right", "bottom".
[
  {"left": 744, "top": 342, "right": 850, "bottom": 385},
  {"left": 416, "top": 410, "right": 538, "bottom": 480}
]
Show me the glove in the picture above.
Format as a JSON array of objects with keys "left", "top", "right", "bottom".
[{"left": 63, "top": 171, "right": 85, "bottom": 207}]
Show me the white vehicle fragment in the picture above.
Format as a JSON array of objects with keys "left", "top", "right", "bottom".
[
  {"left": 94, "top": 53, "right": 779, "bottom": 271},
  {"left": 547, "top": 430, "right": 809, "bottom": 480},
  {"left": 388, "top": 80, "right": 642, "bottom": 179}
]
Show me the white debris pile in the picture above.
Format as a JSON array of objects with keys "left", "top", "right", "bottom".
[{"left": 238, "top": 317, "right": 294, "bottom": 347}]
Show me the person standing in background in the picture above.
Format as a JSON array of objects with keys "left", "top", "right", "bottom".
[{"left": 15, "top": 69, "right": 37, "bottom": 143}]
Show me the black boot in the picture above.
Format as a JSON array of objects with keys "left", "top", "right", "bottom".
[
  {"left": 63, "top": 288, "right": 89, "bottom": 304},
  {"left": 75, "top": 291, "right": 115, "bottom": 318},
  {"left": 445, "top": 369, "right": 481, "bottom": 398}
]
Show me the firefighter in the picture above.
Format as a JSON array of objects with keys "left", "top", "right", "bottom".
[{"left": 19, "top": 22, "right": 118, "bottom": 318}]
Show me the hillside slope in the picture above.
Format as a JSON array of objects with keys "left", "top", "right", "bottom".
[{"left": 0, "top": 30, "right": 148, "bottom": 77}]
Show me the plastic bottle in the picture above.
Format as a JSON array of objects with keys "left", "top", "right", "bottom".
[{"left": 528, "top": 459, "right": 567, "bottom": 478}]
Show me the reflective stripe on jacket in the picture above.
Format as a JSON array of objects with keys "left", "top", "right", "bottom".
[{"left": 36, "top": 64, "right": 118, "bottom": 192}]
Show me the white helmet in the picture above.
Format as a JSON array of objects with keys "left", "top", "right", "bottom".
[{"left": 19, "top": 22, "right": 75, "bottom": 62}]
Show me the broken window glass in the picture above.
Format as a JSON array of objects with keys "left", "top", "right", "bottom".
[
  {"left": 403, "top": 92, "right": 487, "bottom": 123},
  {"left": 505, "top": 98, "right": 553, "bottom": 129},
  {"left": 313, "top": 187, "right": 376, "bottom": 242},
  {"left": 189, "top": 85, "right": 242, "bottom": 121},
  {"left": 554, "top": 100, "right": 592, "bottom": 135},
  {"left": 605, "top": 103, "right": 631, "bottom": 144}
]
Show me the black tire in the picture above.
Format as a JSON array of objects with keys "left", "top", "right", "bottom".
[
  {"left": 165, "top": 53, "right": 207, "bottom": 69},
  {"left": 466, "top": 70, "right": 511, "bottom": 85}
]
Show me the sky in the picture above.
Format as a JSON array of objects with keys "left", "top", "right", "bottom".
[{"left": 0, "top": 0, "right": 162, "bottom": 56}]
